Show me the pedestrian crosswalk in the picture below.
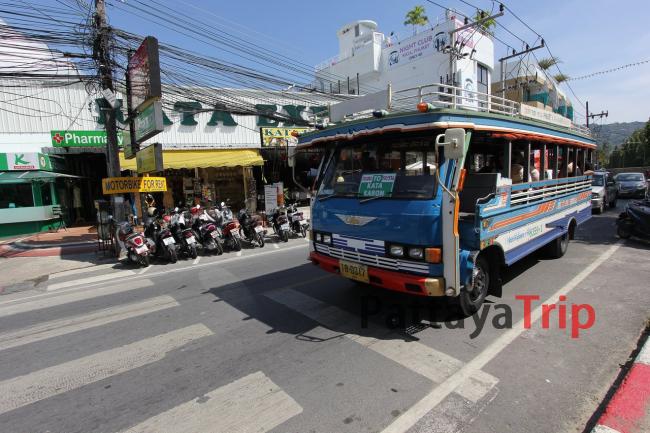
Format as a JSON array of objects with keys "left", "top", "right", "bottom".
[{"left": 0, "top": 265, "right": 501, "bottom": 433}]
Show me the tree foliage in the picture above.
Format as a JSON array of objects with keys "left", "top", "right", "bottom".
[
  {"left": 553, "top": 73, "right": 570, "bottom": 83},
  {"left": 608, "top": 119, "right": 650, "bottom": 167},
  {"left": 537, "top": 56, "right": 561, "bottom": 71},
  {"left": 473, "top": 9, "right": 496, "bottom": 35},
  {"left": 404, "top": 6, "right": 429, "bottom": 34}
]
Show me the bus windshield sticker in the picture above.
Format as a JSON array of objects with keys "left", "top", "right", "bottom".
[{"left": 358, "top": 173, "right": 396, "bottom": 198}]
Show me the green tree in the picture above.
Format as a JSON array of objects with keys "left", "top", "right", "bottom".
[
  {"left": 404, "top": 5, "right": 429, "bottom": 35},
  {"left": 553, "top": 73, "right": 570, "bottom": 83},
  {"left": 473, "top": 9, "right": 496, "bottom": 35},
  {"left": 537, "top": 56, "right": 561, "bottom": 71}
]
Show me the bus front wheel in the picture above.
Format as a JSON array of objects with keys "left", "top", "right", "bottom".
[
  {"left": 459, "top": 255, "right": 490, "bottom": 316},
  {"left": 547, "top": 231, "right": 569, "bottom": 259}
]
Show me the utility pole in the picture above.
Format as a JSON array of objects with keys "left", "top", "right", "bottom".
[
  {"left": 94, "top": 0, "right": 123, "bottom": 221},
  {"left": 585, "top": 101, "right": 608, "bottom": 128},
  {"left": 496, "top": 40, "right": 544, "bottom": 95}
]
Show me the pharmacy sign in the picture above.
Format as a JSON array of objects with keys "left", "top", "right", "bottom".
[{"left": 51, "top": 130, "right": 124, "bottom": 148}]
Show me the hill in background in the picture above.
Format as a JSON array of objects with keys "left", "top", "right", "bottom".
[{"left": 589, "top": 121, "right": 645, "bottom": 147}]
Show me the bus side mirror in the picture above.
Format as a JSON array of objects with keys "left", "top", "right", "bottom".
[
  {"left": 288, "top": 147, "right": 296, "bottom": 168},
  {"left": 436, "top": 128, "right": 466, "bottom": 160}
]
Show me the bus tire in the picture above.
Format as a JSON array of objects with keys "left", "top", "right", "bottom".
[
  {"left": 459, "top": 255, "right": 490, "bottom": 316},
  {"left": 547, "top": 231, "right": 569, "bottom": 259}
]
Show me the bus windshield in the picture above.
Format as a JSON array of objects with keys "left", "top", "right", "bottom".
[{"left": 318, "top": 140, "right": 438, "bottom": 200}]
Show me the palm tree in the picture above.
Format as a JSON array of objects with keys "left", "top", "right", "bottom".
[
  {"left": 537, "top": 56, "right": 561, "bottom": 71},
  {"left": 404, "top": 6, "right": 429, "bottom": 35},
  {"left": 473, "top": 10, "right": 496, "bottom": 35},
  {"left": 553, "top": 73, "right": 570, "bottom": 83}
]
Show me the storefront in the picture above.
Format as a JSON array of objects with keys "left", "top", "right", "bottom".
[{"left": 0, "top": 152, "right": 81, "bottom": 236}]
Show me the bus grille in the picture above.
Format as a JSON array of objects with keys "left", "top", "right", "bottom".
[{"left": 314, "top": 243, "right": 430, "bottom": 275}]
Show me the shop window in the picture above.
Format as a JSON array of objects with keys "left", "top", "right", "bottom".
[
  {"left": 40, "top": 182, "right": 53, "bottom": 206},
  {"left": 0, "top": 184, "right": 34, "bottom": 208}
]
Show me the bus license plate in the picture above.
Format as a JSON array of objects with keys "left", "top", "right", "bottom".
[{"left": 339, "top": 260, "right": 369, "bottom": 283}]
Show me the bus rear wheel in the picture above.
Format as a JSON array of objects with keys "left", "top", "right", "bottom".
[{"left": 459, "top": 255, "right": 490, "bottom": 316}]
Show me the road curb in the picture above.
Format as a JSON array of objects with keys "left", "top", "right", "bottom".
[
  {"left": 591, "top": 334, "right": 650, "bottom": 433},
  {"left": 0, "top": 243, "right": 97, "bottom": 258}
]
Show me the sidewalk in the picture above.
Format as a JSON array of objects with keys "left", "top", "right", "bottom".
[
  {"left": 0, "top": 226, "right": 113, "bottom": 292},
  {"left": 590, "top": 330, "right": 650, "bottom": 433}
]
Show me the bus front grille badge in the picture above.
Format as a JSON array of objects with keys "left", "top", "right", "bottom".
[{"left": 335, "top": 214, "right": 377, "bottom": 226}]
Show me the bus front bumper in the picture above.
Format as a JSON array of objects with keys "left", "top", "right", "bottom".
[{"left": 309, "top": 251, "right": 447, "bottom": 297}]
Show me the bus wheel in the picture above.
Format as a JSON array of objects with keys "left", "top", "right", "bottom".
[
  {"left": 547, "top": 231, "right": 569, "bottom": 259},
  {"left": 459, "top": 255, "right": 489, "bottom": 316}
]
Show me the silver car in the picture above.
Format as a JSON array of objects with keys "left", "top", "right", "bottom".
[{"left": 615, "top": 172, "right": 647, "bottom": 198}]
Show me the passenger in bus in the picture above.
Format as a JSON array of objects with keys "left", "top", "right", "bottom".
[{"left": 511, "top": 163, "right": 524, "bottom": 183}]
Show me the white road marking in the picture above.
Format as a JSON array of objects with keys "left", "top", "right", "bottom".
[
  {"left": 637, "top": 338, "right": 650, "bottom": 365},
  {"left": 265, "top": 289, "right": 497, "bottom": 391},
  {"left": 121, "top": 371, "right": 302, "bottom": 433},
  {"left": 273, "top": 243, "right": 279, "bottom": 249},
  {"left": 454, "top": 369, "right": 500, "bottom": 403},
  {"left": 591, "top": 426, "right": 622, "bottom": 433},
  {"left": 0, "top": 279, "right": 154, "bottom": 319},
  {"left": 380, "top": 242, "right": 622, "bottom": 433},
  {"left": 48, "top": 263, "right": 118, "bottom": 280},
  {"left": 0, "top": 324, "right": 213, "bottom": 415},
  {"left": 0, "top": 243, "right": 307, "bottom": 309},
  {"left": 192, "top": 256, "right": 201, "bottom": 265},
  {"left": 236, "top": 251, "right": 242, "bottom": 257},
  {"left": 0, "top": 296, "right": 179, "bottom": 351},
  {"left": 47, "top": 270, "right": 136, "bottom": 291}
]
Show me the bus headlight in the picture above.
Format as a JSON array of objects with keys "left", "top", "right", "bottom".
[
  {"left": 408, "top": 248, "right": 424, "bottom": 259},
  {"left": 322, "top": 234, "right": 331, "bottom": 244},
  {"left": 389, "top": 245, "right": 404, "bottom": 257}
]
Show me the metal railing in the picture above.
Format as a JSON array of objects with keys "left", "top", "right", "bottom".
[{"left": 330, "top": 82, "right": 591, "bottom": 137}]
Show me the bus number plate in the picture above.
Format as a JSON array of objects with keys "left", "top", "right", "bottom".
[{"left": 339, "top": 260, "right": 369, "bottom": 283}]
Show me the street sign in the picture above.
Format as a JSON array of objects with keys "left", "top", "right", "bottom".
[
  {"left": 136, "top": 142, "right": 163, "bottom": 174},
  {"left": 260, "top": 127, "right": 311, "bottom": 147},
  {"left": 128, "top": 36, "right": 162, "bottom": 112},
  {"left": 358, "top": 173, "right": 396, "bottom": 198},
  {"left": 134, "top": 100, "right": 164, "bottom": 143},
  {"left": 102, "top": 176, "right": 167, "bottom": 194},
  {"left": 51, "top": 130, "right": 124, "bottom": 148}
]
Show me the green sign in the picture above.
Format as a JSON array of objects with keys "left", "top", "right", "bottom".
[
  {"left": 134, "top": 100, "right": 164, "bottom": 142},
  {"left": 136, "top": 142, "right": 163, "bottom": 174},
  {"left": 51, "top": 130, "right": 124, "bottom": 148},
  {"left": 358, "top": 173, "right": 396, "bottom": 198},
  {"left": 0, "top": 152, "right": 51, "bottom": 171}
]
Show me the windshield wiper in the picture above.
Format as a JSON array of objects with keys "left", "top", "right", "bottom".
[
  {"left": 359, "top": 195, "right": 384, "bottom": 203},
  {"left": 318, "top": 193, "right": 338, "bottom": 201}
]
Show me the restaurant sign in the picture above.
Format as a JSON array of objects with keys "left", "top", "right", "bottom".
[
  {"left": 51, "top": 130, "right": 125, "bottom": 148},
  {"left": 0, "top": 152, "right": 52, "bottom": 171},
  {"left": 260, "top": 127, "right": 311, "bottom": 147},
  {"left": 102, "top": 176, "right": 167, "bottom": 194}
]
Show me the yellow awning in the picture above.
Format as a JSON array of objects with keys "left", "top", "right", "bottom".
[{"left": 119, "top": 149, "right": 264, "bottom": 171}]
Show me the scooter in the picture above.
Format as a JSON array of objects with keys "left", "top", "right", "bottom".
[
  {"left": 286, "top": 203, "right": 309, "bottom": 238},
  {"left": 191, "top": 206, "right": 224, "bottom": 255},
  {"left": 170, "top": 208, "right": 198, "bottom": 259},
  {"left": 271, "top": 205, "right": 291, "bottom": 242},
  {"left": 238, "top": 208, "right": 265, "bottom": 247},
  {"left": 116, "top": 221, "right": 150, "bottom": 267},
  {"left": 617, "top": 198, "right": 650, "bottom": 240},
  {"left": 219, "top": 202, "right": 242, "bottom": 251},
  {"left": 144, "top": 215, "right": 178, "bottom": 263}
]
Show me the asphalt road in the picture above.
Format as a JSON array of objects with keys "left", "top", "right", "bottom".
[{"left": 0, "top": 204, "right": 648, "bottom": 433}]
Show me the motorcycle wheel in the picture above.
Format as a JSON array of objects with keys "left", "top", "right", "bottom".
[
  {"left": 617, "top": 223, "right": 632, "bottom": 239},
  {"left": 257, "top": 232, "right": 265, "bottom": 248},
  {"left": 281, "top": 230, "right": 289, "bottom": 243},
  {"left": 300, "top": 225, "right": 307, "bottom": 238},
  {"left": 189, "top": 244, "right": 198, "bottom": 259},
  {"left": 215, "top": 238, "right": 224, "bottom": 255},
  {"left": 233, "top": 237, "right": 242, "bottom": 251},
  {"left": 140, "top": 254, "right": 150, "bottom": 267},
  {"left": 167, "top": 246, "right": 178, "bottom": 263}
]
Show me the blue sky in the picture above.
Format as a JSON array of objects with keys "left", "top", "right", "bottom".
[{"left": 20, "top": 1, "right": 650, "bottom": 124}]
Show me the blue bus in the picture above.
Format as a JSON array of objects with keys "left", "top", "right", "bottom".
[{"left": 296, "top": 83, "right": 596, "bottom": 315}]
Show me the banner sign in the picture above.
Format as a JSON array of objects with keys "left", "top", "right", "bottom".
[
  {"left": 0, "top": 152, "right": 51, "bottom": 171},
  {"left": 128, "top": 36, "right": 162, "bottom": 112},
  {"left": 260, "top": 127, "right": 311, "bottom": 147},
  {"left": 136, "top": 142, "right": 163, "bottom": 173},
  {"left": 102, "top": 176, "right": 167, "bottom": 194},
  {"left": 51, "top": 130, "right": 124, "bottom": 148},
  {"left": 134, "top": 100, "right": 164, "bottom": 143},
  {"left": 519, "top": 104, "right": 572, "bottom": 128},
  {"left": 387, "top": 30, "right": 437, "bottom": 69},
  {"left": 358, "top": 173, "right": 396, "bottom": 197}
]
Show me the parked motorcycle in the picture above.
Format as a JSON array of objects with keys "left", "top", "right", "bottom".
[
  {"left": 617, "top": 198, "right": 650, "bottom": 240},
  {"left": 144, "top": 214, "right": 178, "bottom": 263},
  {"left": 191, "top": 206, "right": 224, "bottom": 255},
  {"left": 271, "top": 205, "right": 291, "bottom": 242},
  {"left": 219, "top": 202, "right": 242, "bottom": 251},
  {"left": 238, "top": 208, "right": 265, "bottom": 247},
  {"left": 170, "top": 208, "right": 198, "bottom": 259},
  {"left": 286, "top": 203, "right": 309, "bottom": 238},
  {"left": 116, "top": 221, "right": 150, "bottom": 267}
]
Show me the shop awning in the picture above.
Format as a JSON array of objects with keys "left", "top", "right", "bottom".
[
  {"left": 119, "top": 149, "right": 264, "bottom": 171},
  {"left": 0, "top": 171, "right": 83, "bottom": 184}
]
